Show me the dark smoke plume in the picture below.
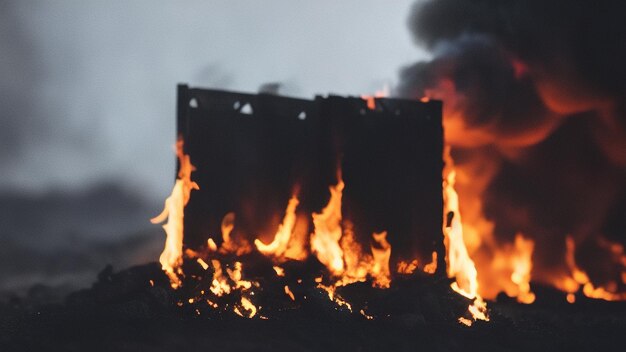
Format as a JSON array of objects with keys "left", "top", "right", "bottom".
[{"left": 398, "top": 0, "right": 626, "bottom": 287}]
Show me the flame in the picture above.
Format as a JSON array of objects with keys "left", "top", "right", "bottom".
[
  {"left": 311, "top": 178, "right": 393, "bottom": 290},
  {"left": 255, "top": 196, "right": 305, "bottom": 260},
  {"left": 509, "top": 235, "right": 536, "bottom": 304},
  {"left": 338, "top": 222, "right": 369, "bottom": 285},
  {"left": 397, "top": 259, "right": 419, "bottom": 274},
  {"left": 309, "top": 177, "right": 395, "bottom": 310},
  {"left": 209, "top": 259, "right": 231, "bottom": 296},
  {"left": 361, "top": 84, "right": 390, "bottom": 110},
  {"left": 317, "top": 283, "right": 353, "bottom": 312},
  {"left": 273, "top": 266, "right": 285, "bottom": 277},
  {"left": 370, "top": 231, "right": 392, "bottom": 289},
  {"left": 197, "top": 258, "right": 209, "bottom": 271},
  {"left": 359, "top": 309, "right": 374, "bottom": 320},
  {"left": 487, "top": 233, "right": 536, "bottom": 304},
  {"left": 207, "top": 212, "right": 252, "bottom": 256},
  {"left": 423, "top": 251, "right": 438, "bottom": 274},
  {"left": 561, "top": 236, "right": 626, "bottom": 302},
  {"left": 234, "top": 297, "right": 257, "bottom": 318},
  {"left": 311, "top": 180, "right": 345, "bottom": 275},
  {"left": 209, "top": 259, "right": 260, "bottom": 317},
  {"left": 151, "top": 139, "right": 199, "bottom": 288},
  {"left": 443, "top": 150, "right": 489, "bottom": 324}
]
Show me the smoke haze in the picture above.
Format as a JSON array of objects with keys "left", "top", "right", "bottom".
[
  {"left": 398, "top": 0, "right": 626, "bottom": 290},
  {"left": 0, "top": 0, "right": 426, "bottom": 292}
]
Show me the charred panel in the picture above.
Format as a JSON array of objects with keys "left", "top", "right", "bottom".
[{"left": 177, "top": 85, "right": 443, "bottom": 266}]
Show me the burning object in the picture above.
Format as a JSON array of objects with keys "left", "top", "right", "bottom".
[
  {"left": 153, "top": 83, "right": 625, "bottom": 330},
  {"left": 151, "top": 85, "right": 493, "bottom": 324}
]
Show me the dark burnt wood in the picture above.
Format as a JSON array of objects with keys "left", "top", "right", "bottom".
[{"left": 177, "top": 85, "right": 444, "bottom": 268}]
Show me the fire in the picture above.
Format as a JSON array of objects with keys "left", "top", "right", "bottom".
[
  {"left": 208, "top": 259, "right": 260, "bottom": 317},
  {"left": 310, "top": 178, "right": 393, "bottom": 290},
  {"left": 151, "top": 139, "right": 199, "bottom": 288},
  {"left": 308, "top": 176, "right": 396, "bottom": 309},
  {"left": 361, "top": 84, "right": 390, "bottom": 110},
  {"left": 234, "top": 297, "right": 257, "bottom": 318},
  {"left": 208, "top": 212, "right": 252, "bottom": 256},
  {"left": 447, "top": 148, "right": 626, "bottom": 304},
  {"left": 209, "top": 259, "right": 231, "bottom": 296},
  {"left": 310, "top": 180, "right": 346, "bottom": 275},
  {"left": 560, "top": 236, "right": 626, "bottom": 302},
  {"left": 396, "top": 251, "right": 437, "bottom": 275},
  {"left": 370, "top": 231, "right": 391, "bottom": 289},
  {"left": 397, "top": 260, "right": 419, "bottom": 275},
  {"left": 443, "top": 150, "right": 489, "bottom": 324},
  {"left": 254, "top": 196, "right": 307, "bottom": 261},
  {"left": 284, "top": 285, "right": 296, "bottom": 301},
  {"left": 486, "top": 233, "right": 536, "bottom": 304},
  {"left": 423, "top": 251, "right": 438, "bottom": 274},
  {"left": 509, "top": 235, "right": 535, "bottom": 304}
]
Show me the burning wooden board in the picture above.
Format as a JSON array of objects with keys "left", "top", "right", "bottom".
[{"left": 176, "top": 85, "right": 444, "bottom": 270}]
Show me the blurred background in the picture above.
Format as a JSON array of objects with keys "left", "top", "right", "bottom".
[{"left": 0, "top": 0, "right": 428, "bottom": 294}]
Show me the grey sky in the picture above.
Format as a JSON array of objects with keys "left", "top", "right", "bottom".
[{"left": 0, "top": 0, "right": 428, "bottom": 201}]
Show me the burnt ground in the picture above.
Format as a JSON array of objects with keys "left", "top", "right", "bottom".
[{"left": 0, "top": 262, "right": 624, "bottom": 352}]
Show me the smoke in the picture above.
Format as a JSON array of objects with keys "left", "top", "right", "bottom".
[
  {"left": 398, "top": 0, "right": 626, "bottom": 287},
  {"left": 0, "top": 0, "right": 424, "bottom": 292}
]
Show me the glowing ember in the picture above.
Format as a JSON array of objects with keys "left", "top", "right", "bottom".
[
  {"left": 151, "top": 139, "right": 199, "bottom": 288},
  {"left": 397, "top": 259, "right": 419, "bottom": 274},
  {"left": 234, "top": 297, "right": 257, "bottom": 318},
  {"left": 284, "top": 285, "right": 295, "bottom": 301},
  {"left": 273, "top": 266, "right": 285, "bottom": 277},
  {"left": 197, "top": 258, "right": 210, "bottom": 271},
  {"left": 209, "top": 259, "right": 231, "bottom": 296},
  {"left": 317, "top": 283, "right": 353, "bottom": 312},
  {"left": 360, "top": 309, "right": 374, "bottom": 320}
]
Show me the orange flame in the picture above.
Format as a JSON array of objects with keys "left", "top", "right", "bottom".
[
  {"left": 361, "top": 84, "right": 390, "bottom": 110},
  {"left": 311, "top": 178, "right": 393, "bottom": 289},
  {"left": 210, "top": 259, "right": 260, "bottom": 318},
  {"left": 509, "top": 234, "right": 536, "bottom": 304},
  {"left": 151, "top": 139, "right": 199, "bottom": 288},
  {"left": 370, "top": 231, "right": 392, "bottom": 288},
  {"left": 309, "top": 176, "right": 396, "bottom": 309},
  {"left": 443, "top": 150, "right": 489, "bottom": 324},
  {"left": 255, "top": 196, "right": 305, "bottom": 260},
  {"left": 562, "top": 236, "right": 626, "bottom": 302},
  {"left": 397, "top": 259, "right": 419, "bottom": 274},
  {"left": 311, "top": 180, "right": 346, "bottom": 275},
  {"left": 284, "top": 285, "right": 296, "bottom": 301},
  {"left": 207, "top": 212, "right": 252, "bottom": 256},
  {"left": 234, "top": 296, "right": 257, "bottom": 318},
  {"left": 487, "top": 233, "right": 536, "bottom": 304},
  {"left": 423, "top": 251, "right": 438, "bottom": 274}
]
